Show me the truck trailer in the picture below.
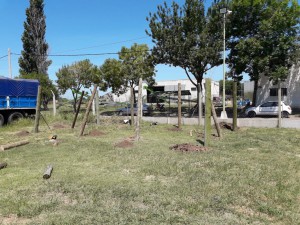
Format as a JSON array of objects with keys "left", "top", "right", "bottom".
[{"left": 0, "top": 76, "right": 39, "bottom": 126}]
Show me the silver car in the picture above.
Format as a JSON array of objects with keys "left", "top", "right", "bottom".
[{"left": 245, "top": 101, "right": 292, "bottom": 118}]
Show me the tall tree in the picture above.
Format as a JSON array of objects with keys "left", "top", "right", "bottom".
[
  {"left": 227, "top": 0, "right": 300, "bottom": 105},
  {"left": 56, "top": 59, "right": 106, "bottom": 112},
  {"left": 146, "top": 0, "right": 223, "bottom": 90},
  {"left": 19, "top": 0, "right": 51, "bottom": 76},
  {"left": 18, "top": 0, "right": 53, "bottom": 109}
]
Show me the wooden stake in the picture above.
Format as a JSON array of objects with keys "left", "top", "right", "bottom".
[
  {"left": 95, "top": 89, "right": 100, "bottom": 125},
  {"left": 130, "top": 86, "right": 134, "bottom": 127},
  {"left": 204, "top": 79, "right": 211, "bottom": 147},
  {"left": 178, "top": 83, "right": 182, "bottom": 129},
  {"left": 72, "top": 91, "right": 85, "bottom": 129},
  {"left": 135, "top": 78, "right": 142, "bottom": 141},
  {"left": 79, "top": 85, "right": 98, "bottom": 136},
  {"left": 34, "top": 85, "right": 42, "bottom": 133},
  {"left": 211, "top": 103, "right": 222, "bottom": 138},
  {"left": 0, "top": 140, "right": 29, "bottom": 151},
  {"left": 43, "top": 165, "right": 53, "bottom": 179}
]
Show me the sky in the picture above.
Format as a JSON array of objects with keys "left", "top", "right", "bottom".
[{"left": 0, "top": 0, "right": 227, "bottom": 97}]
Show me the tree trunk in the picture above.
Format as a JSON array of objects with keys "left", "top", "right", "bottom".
[
  {"left": 278, "top": 81, "right": 282, "bottom": 128},
  {"left": 43, "top": 165, "right": 53, "bottom": 179},
  {"left": 252, "top": 79, "right": 258, "bottom": 106},
  {"left": 0, "top": 140, "right": 29, "bottom": 151},
  {"left": 197, "top": 83, "right": 202, "bottom": 126}
]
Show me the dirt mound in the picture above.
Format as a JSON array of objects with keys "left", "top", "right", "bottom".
[
  {"left": 52, "top": 123, "right": 68, "bottom": 129},
  {"left": 170, "top": 143, "right": 208, "bottom": 152},
  {"left": 219, "top": 122, "right": 233, "bottom": 130},
  {"left": 115, "top": 140, "right": 134, "bottom": 148},
  {"left": 88, "top": 130, "right": 105, "bottom": 137},
  {"left": 167, "top": 127, "right": 182, "bottom": 132},
  {"left": 15, "top": 130, "right": 30, "bottom": 137}
]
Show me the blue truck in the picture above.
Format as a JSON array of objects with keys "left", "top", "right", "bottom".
[{"left": 0, "top": 76, "right": 39, "bottom": 126}]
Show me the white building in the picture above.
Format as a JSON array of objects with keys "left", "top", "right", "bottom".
[
  {"left": 111, "top": 79, "right": 219, "bottom": 103},
  {"left": 243, "top": 65, "right": 300, "bottom": 108}
]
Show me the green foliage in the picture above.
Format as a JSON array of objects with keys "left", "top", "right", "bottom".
[
  {"left": 56, "top": 59, "right": 107, "bottom": 112},
  {"left": 147, "top": 0, "right": 223, "bottom": 88},
  {"left": 18, "top": 0, "right": 53, "bottom": 109},
  {"left": 228, "top": 0, "right": 300, "bottom": 83},
  {"left": 100, "top": 59, "right": 125, "bottom": 96},
  {"left": 18, "top": 0, "right": 51, "bottom": 76},
  {"left": 219, "top": 79, "right": 243, "bottom": 96},
  {"left": 101, "top": 43, "right": 155, "bottom": 100}
]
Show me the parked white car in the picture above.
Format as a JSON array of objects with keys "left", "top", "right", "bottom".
[{"left": 245, "top": 101, "right": 292, "bottom": 118}]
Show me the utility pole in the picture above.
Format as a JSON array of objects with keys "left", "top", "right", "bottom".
[
  {"left": 8, "top": 48, "right": 12, "bottom": 78},
  {"left": 50, "top": 90, "right": 56, "bottom": 116}
]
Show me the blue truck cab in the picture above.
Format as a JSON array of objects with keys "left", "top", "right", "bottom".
[{"left": 0, "top": 76, "right": 39, "bottom": 126}]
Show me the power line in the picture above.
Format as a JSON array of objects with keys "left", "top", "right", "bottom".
[
  {"left": 0, "top": 55, "right": 8, "bottom": 60},
  {"left": 52, "top": 36, "right": 149, "bottom": 54},
  {"left": 12, "top": 49, "right": 152, "bottom": 57}
]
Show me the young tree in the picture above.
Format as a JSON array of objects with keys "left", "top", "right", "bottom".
[
  {"left": 18, "top": 0, "right": 53, "bottom": 109},
  {"left": 56, "top": 60, "right": 105, "bottom": 112},
  {"left": 101, "top": 43, "right": 155, "bottom": 103}
]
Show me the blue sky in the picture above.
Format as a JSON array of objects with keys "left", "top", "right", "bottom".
[{"left": 0, "top": 0, "right": 228, "bottom": 96}]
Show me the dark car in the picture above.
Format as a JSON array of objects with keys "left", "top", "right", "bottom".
[{"left": 117, "top": 103, "right": 152, "bottom": 116}]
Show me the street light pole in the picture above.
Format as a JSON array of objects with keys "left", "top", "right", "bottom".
[{"left": 220, "top": 8, "right": 231, "bottom": 119}]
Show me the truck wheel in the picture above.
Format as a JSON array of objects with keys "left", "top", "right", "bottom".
[
  {"left": 8, "top": 112, "right": 24, "bottom": 124},
  {"left": 281, "top": 111, "right": 289, "bottom": 118},
  {"left": 0, "top": 114, "right": 4, "bottom": 127}
]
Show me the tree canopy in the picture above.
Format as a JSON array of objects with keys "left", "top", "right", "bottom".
[
  {"left": 146, "top": 0, "right": 223, "bottom": 89},
  {"left": 227, "top": 0, "right": 300, "bottom": 104},
  {"left": 101, "top": 43, "right": 155, "bottom": 102},
  {"left": 19, "top": 0, "right": 51, "bottom": 76},
  {"left": 56, "top": 59, "right": 106, "bottom": 112},
  {"left": 18, "top": 0, "right": 55, "bottom": 109}
]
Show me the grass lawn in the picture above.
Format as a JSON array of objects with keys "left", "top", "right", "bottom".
[{"left": 0, "top": 115, "right": 299, "bottom": 224}]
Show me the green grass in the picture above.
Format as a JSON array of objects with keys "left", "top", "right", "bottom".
[{"left": 0, "top": 116, "right": 299, "bottom": 224}]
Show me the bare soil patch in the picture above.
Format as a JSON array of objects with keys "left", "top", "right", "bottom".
[
  {"left": 167, "top": 127, "right": 182, "bottom": 132},
  {"left": 0, "top": 214, "right": 31, "bottom": 225},
  {"left": 219, "top": 122, "right": 236, "bottom": 130},
  {"left": 115, "top": 138, "right": 134, "bottom": 148},
  {"left": 15, "top": 130, "right": 30, "bottom": 137},
  {"left": 170, "top": 143, "right": 208, "bottom": 152},
  {"left": 52, "top": 123, "right": 68, "bottom": 129},
  {"left": 87, "top": 130, "right": 106, "bottom": 137}
]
